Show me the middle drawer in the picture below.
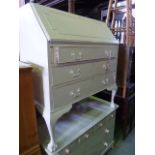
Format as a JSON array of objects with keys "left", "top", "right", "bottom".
[{"left": 50, "top": 59, "right": 117, "bottom": 86}]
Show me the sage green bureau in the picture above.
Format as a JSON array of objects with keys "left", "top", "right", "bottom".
[{"left": 20, "top": 3, "right": 119, "bottom": 155}]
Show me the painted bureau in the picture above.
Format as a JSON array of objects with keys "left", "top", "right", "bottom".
[{"left": 20, "top": 3, "right": 119, "bottom": 155}]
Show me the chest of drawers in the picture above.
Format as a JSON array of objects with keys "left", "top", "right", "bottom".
[
  {"left": 38, "top": 97, "right": 118, "bottom": 155},
  {"left": 20, "top": 3, "right": 119, "bottom": 154}
]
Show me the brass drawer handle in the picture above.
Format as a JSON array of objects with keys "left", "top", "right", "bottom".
[
  {"left": 76, "top": 88, "right": 81, "bottom": 96},
  {"left": 70, "top": 52, "right": 75, "bottom": 60},
  {"left": 71, "top": 52, "right": 83, "bottom": 60},
  {"left": 105, "top": 78, "right": 109, "bottom": 83},
  {"left": 102, "top": 64, "right": 110, "bottom": 72},
  {"left": 69, "top": 68, "right": 80, "bottom": 77},
  {"left": 70, "top": 88, "right": 81, "bottom": 98},
  {"left": 105, "top": 50, "right": 111, "bottom": 58},
  {"left": 109, "top": 50, "right": 112, "bottom": 57},
  {"left": 65, "top": 148, "right": 70, "bottom": 154},
  {"left": 70, "top": 91, "right": 75, "bottom": 97},
  {"left": 78, "top": 52, "right": 83, "bottom": 59},
  {"left": 102, "top": 64, "right": 107, "bottom": 70},
  {"left": 102, "top": 78, "right": 109, "bottom": 85},
  {"left": 101, "top": 80, "right": 106, "bottom": 85},
  {"left": 105, "top": 50, "right": 109, "bottom": 57}
]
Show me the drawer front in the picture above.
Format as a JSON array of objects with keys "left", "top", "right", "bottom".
[
  {"left": 59, "top": 128, "right": 104, "bottom": 155},
  {"left": 58, "top": 115, "right": 116, "bottom": 155},
  {"left": 92, "top": 72, "right": 116, "bottom": 91},
  {"left": 52, "top": 77, "right": 93, "bottom": 110},
  {"left": 51, "top": 60, "right": 117, "bottom": 85},
  {"left": 91, "top": 113, "right": 116, "bottom": 154},
  {"left": 52, "top": 45, "right": 118, "bottom": 64},
  {"left": 103, "top": 113, "right": 116, "bottom": 145},
  {"left": 52, "top": 73, "right": 116, "bottom": 110},
  {"left": 59, "top": 129, "right": 93, "bottom": 155}
]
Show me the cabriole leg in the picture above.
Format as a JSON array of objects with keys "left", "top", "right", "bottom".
[
  {"left": 111, "top": 89, "right": 117, "bottom": 108},
  {"left": 43, "top": 111, "right": 57, "bottom": 153},
  {"left": 43, "top": 104, "right": 72, "bottom": 154}
]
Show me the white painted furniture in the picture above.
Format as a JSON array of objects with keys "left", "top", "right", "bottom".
[{"left": 20, "top": 3, "right": 118, "bottom": 154}]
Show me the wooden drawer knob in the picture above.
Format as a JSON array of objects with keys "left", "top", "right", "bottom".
[
  {"left": 110, "top": 114, "right": 114, "bottom": 118},
  {"left": 65, "top": 148, "right": 70, "bottom": 154},
  {"left": 78, "top": 52, "right": 83, "bottom": 58},
  {"left": 105, "top": 78, "right": 109, "bottom": 83},
  {"left": 101, "top": 80, "right": 106, "bottom": 85},
  {"left": 84, "top": 134, "right": 89, "bottom": 139},
  {"left": 104, "top": 142, "right": 108, "bottom": 147},
  {"left": 102, "top": 64, "right": 107, "bottom": 70},
  {"left": 99, "top": 123, "right": 103, "bottom": 127},
  {"left": 70, "top": 52, "right": 75, "bottom": 60},
  {"left": 105, "top": 128, "right": 110, "bottom": 134}
]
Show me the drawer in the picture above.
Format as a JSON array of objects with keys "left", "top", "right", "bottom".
[
  {"left": 93, "top": 72, "right": 116, "bottom": 91},
  {"left": 52, "top": 45, "right": 118, "bottom": 64},
  {"left": 103, "top": 113, "right": 116, "bottom": 145},
  {"left": 58, "top": 112, "right": 116, "bottom": 155},
  {"left": 52, "top": 73, "right": 116, "bottom": 111},
  {"left": 59, "top": 129, "right": 93, "bottom": 155},
  {"left": 52, "top": 77, "right": 93, "bottom": 110},
  {"left": 51, "top": 60, "right": 117, "bottom": 85},
  {"left": 59, "top": 126, "right": 105, "bottom": 155}
]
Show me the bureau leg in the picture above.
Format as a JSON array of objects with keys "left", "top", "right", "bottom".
[
  {"left": 43, "top": 111, "right": 57, "bottom": 153},
  {"left": 107, "top": 84, "right": 117, "bottom": 108},
  {"left": 43, "top": 105, "right": 72, "bottom": 154},
  {"left": 111, "top": 89, "right": 117, "bottom": 108}
]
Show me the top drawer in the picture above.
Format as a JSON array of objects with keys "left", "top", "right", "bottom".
[{"left": 51, "top": 45, "right": 118, "bottom": 64}]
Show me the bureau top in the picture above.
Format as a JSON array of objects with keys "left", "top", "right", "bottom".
[{"left": 20, "top": 3, "right": 118, "bottom": 44}]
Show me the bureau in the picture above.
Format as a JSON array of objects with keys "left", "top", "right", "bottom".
[{"left": 20, "top": 3, "right": 119, "bottom": 154}]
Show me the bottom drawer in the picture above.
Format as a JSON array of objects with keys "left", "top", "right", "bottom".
[
  {"left": 52, "top": 72, "right": 116, "bottom": 111},
  {"left": 58, "top": 112, "right": 116, "bottom": 155}
]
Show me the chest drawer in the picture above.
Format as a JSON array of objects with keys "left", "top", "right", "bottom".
[
  {"left": 52, "top": 77, "right": 93, "bottom": 110},
  {"left": 51, "top": 72, "right": 116, "bottom": 111},
  {"left": 59, "top": 127, "right": 104, "bottom": 155},
  {"left": 50, "top": 59, "right": 117, "bottom": 85},
  {"left": 92, "top": 72, "right": 116, "bottom": 91},
  {"left": 58, "top": 113, "right": 116, "bottom": 155},
  {"left": 52, "top": 45, "right": 118, "bottom": 64}
]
